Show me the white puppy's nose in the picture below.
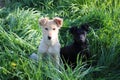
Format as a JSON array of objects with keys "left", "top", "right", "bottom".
[{"left": 48, "top": 36, "right": 51, "bottom": 40}]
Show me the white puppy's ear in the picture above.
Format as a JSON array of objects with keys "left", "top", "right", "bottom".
[
  {"left": 54, "top": 17, "right": 63, "bottom": 27},
  {"left": 39, "top": 17, "right": 49, "bottom": 26}
]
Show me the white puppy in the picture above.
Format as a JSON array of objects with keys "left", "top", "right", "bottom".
[{"left": 38, "top": 17, "right": 63, "bottom": 66}]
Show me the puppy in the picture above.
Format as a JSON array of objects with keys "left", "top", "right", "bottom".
[
  {"left": 60, "top": 24, "right": 90, "bottom": 68},
  {"left": 38, "top": 17, "right": 63, "bottom": 67}
]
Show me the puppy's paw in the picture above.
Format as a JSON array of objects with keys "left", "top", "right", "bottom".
[{"left": 29, "top": 53, "right": 38, "bottom": 61}]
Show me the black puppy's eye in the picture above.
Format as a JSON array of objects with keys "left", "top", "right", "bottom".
[
  {"left": 45, "top": 28, "right": 48, "bottom": 30},
  {"left": 53, "top": 28, "right": 56, "bottom": 30},
  {"left": 79, "top": 31, "right": 84, "bottom": 34},
  {"left": 82, "top": 32, "right": 85, "bottom": 34}
]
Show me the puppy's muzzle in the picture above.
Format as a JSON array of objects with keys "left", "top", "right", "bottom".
[{"left": 48, "top": 36, "right": 51, "bottom": 40}]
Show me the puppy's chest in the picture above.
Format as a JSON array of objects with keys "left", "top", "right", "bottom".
[
  {"left": 67, "top": 46, "right": 85, "bottom": 55},
  {"left": 45, "top": 44, "right": 60, "bottom": 54}
]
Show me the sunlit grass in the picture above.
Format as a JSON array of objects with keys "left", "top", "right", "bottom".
[{"left": 0, "top": 0, "right": 120, "bottom": 80}]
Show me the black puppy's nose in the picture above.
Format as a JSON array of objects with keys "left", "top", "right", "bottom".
[{"left": 48, "top": 36, "right": 51, "bottom": 40}]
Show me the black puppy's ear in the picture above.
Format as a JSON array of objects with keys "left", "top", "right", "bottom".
[
  {"left": 81, "top": 23, "right": 89, "bottom": 31},
  {"left": 69, "top": 26, "right": 78, "bottom": 34}
]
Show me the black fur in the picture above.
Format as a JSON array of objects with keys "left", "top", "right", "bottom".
[{"left": 60, "top": 23, "right": 90, "bottom": 68}]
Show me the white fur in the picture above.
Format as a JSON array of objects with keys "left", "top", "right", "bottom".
[
  {"left": 29, "top": 53, "right": 38, "bottom": 61},
  {"left": 38, "top": 17, "right": 63, "bottom": 66}
]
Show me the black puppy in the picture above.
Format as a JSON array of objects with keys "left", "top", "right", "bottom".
[{"left": 60, "top": 24, "right": 90, "bottom": 68}]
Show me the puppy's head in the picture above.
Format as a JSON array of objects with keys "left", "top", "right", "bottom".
[
  {"left": 70, "top": 24, "right": 89, "bottom": 43},
  {"left": 39, "top": 17, "right": 63, "bottom": 41}
]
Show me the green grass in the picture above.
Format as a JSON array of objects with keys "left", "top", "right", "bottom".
[{"left": 0, "top": 0, "right": 120, "bottom": 80}]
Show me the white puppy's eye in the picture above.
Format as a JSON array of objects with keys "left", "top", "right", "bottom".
[
  {"left": 45, "top": 28, "right": 48, "bottom": 30},
  {"left": 53, "top": 28, "right": 56, "bottom": 30}
]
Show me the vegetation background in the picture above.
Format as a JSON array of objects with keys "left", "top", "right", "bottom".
[{"left": 0, "top": 0, "right": 120, "bottom": 80}]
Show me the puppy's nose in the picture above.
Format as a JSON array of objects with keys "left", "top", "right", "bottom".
[{"left": 48, "top": 36, "right": 51, "bottom": 40}]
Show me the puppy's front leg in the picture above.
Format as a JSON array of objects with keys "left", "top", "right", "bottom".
[
  {"left": 52, "top": 54, "right": 60, "bottom": 68},
  {"left": 48, "top": 47, "right": 60, "bottom": 68},
  {"left": 38, "top": 40, "right": 48, "bottom": 54}
]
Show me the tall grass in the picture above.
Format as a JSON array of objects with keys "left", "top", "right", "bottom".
[{"left": 0, "top": 0, "right": 120, "bottom": 80}]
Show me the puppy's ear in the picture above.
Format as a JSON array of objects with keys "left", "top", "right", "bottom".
[
  {"left": 69, "top": 27, "right": 78, "bottom": 34},
  {"left": 53, "top": 17, "right": 63, "bottom": 27},
  {"left": 38, "top": 17, "right": 49, "bottom": 26},
  {"left": 81, "top": 23, "right": 89, "bottom": 31}
]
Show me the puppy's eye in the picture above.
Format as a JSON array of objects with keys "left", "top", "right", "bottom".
[
  {"left": 45, "top": 28, "right": 48, "bottom": 30},
  {"left": 79, "top": 31, "right": 84, "bottom": 34},
  {"left": 82, "top": 32, "right": 85, "bottom": 34},
  {"left": 53, "top": 28, "right": 56, "bottom": 30}
]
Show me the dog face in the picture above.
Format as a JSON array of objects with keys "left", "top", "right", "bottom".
[
  {"left": 70, "top": 24, "right": 89, "bottom": 43},
  {"left": 39, "top": 17, "right": 63, "bottom": 43}
]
